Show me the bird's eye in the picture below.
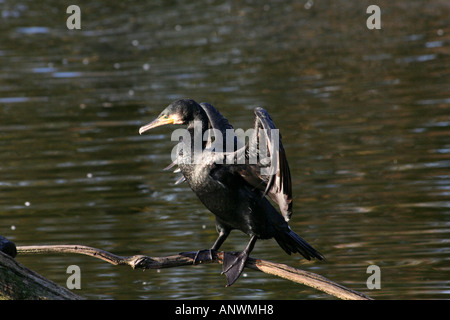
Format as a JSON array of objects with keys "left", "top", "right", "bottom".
[{"left": 163, "top": 115, "right": 168, "bottom": 119}]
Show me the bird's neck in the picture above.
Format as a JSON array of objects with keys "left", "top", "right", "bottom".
[
  {"left": 176, "top": 107, "right": 209, "bottom": 166},
  {"left": 186, "top": 107, "right": 209, "bottom": 151}
]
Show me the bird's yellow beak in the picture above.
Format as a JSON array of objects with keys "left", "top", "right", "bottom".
[{"left": 139, "top": 116, "right": 175, "bottom": 135}]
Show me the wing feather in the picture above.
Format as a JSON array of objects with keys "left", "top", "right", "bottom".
[{"left": 234, "top": 107, "right": 293, "bottom": 221}]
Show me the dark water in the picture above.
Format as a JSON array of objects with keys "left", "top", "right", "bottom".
[{"left": 1, "top": 0, "right": 449, "bottom": 300}]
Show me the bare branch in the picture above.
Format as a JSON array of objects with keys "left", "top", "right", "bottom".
[{"left": 17, "top": 245, "right": 372, "bottom": 300}]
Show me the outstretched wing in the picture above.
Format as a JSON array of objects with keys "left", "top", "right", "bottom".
[
  {"left": 232, "top": 107, "right": 293, "bottom": 221},
  {"left": 200, "top": 102, "right": 234, "bottom": 132},
  {"left": 163, "top": 160, "right": 186, "bottom": 185},
  {"left": 200, "top": 102, "right": 237, "bottom": 152}
]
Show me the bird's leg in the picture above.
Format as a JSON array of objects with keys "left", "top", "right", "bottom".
[
  {"left": 193, "top": 230, "right": 230, "bottom": 264},
  {"left": 180, "top": 230, "right": 230, "bottom": 264},
  {"left": 222, "top": 235, "right": 257, "bottom": 287}
]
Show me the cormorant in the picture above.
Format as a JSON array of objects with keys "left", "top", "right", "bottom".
[{"left": 139, "top": 99, "right": 324, "bottom": 286}]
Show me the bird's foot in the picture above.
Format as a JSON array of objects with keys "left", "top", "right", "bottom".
[
  {"left": 193, "top": 249, "right": 214, "bottom": 264},
  {"left": 180, "top": 249, "right": 214, "bottom": 264},
  {"left": 221, "top": 251, "right": 249, "bottom": 287}
]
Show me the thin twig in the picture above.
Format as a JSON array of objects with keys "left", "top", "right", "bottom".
[{"left": 17, "top": 245, "right": 372, "bottom": 300}]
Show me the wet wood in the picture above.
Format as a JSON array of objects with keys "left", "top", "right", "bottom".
[{"left": 0, "top": 250, "right": 83, "bottom": 300}]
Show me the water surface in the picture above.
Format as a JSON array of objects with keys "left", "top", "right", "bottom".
[{"left": 1, "top": 0, "right": 449, "bottom": 299}]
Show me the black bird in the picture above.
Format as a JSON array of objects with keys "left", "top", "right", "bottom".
[{"left": 139, "top": 99, "right": 324, "bottom": 286}]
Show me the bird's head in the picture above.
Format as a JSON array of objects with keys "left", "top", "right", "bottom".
[{"left": 139, "top": 99, "right": 202, "bottom": 135}]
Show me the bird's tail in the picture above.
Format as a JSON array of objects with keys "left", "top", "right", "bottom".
[{"left": 274, "top": 228, "right": 324, "bottom": 260}]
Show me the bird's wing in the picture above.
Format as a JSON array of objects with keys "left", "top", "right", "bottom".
[
  {"left": 200, "top": 102, "right": 234, "bottom": 132},
  {"left": 200, "top": 102, "right": 237, "bottom": 152},
  {"left": 232, "top": 107, "right": 293, "bottom": 221},
  {"left": 163, "top": 160, "right": 186, "bottom": 184}
]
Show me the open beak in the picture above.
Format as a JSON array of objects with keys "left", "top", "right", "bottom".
[{"left": 139, "top": 116, "right": 174, "bottom": 135}]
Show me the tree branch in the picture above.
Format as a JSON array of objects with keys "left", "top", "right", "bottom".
[{"left": 17, "top": 245, "right": 372, "bottom": 300}]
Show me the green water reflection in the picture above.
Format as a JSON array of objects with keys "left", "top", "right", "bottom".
[{"left": 0, "top": 0, "right": 449, "bottom": 299}]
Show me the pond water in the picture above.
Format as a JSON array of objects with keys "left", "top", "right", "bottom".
[{"left": 1, "top": 0, "right": 449, "bottom": 300}]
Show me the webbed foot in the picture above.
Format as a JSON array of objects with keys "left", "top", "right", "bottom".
[
  {"left": 193, "top": 249, "right": 214, "bottom": 264},
  {"left": 179, "top": 249, "right": 214, "bottom": 264},
  {"left": 221, "top": 251, "right": 249, "bottom": 287}
]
